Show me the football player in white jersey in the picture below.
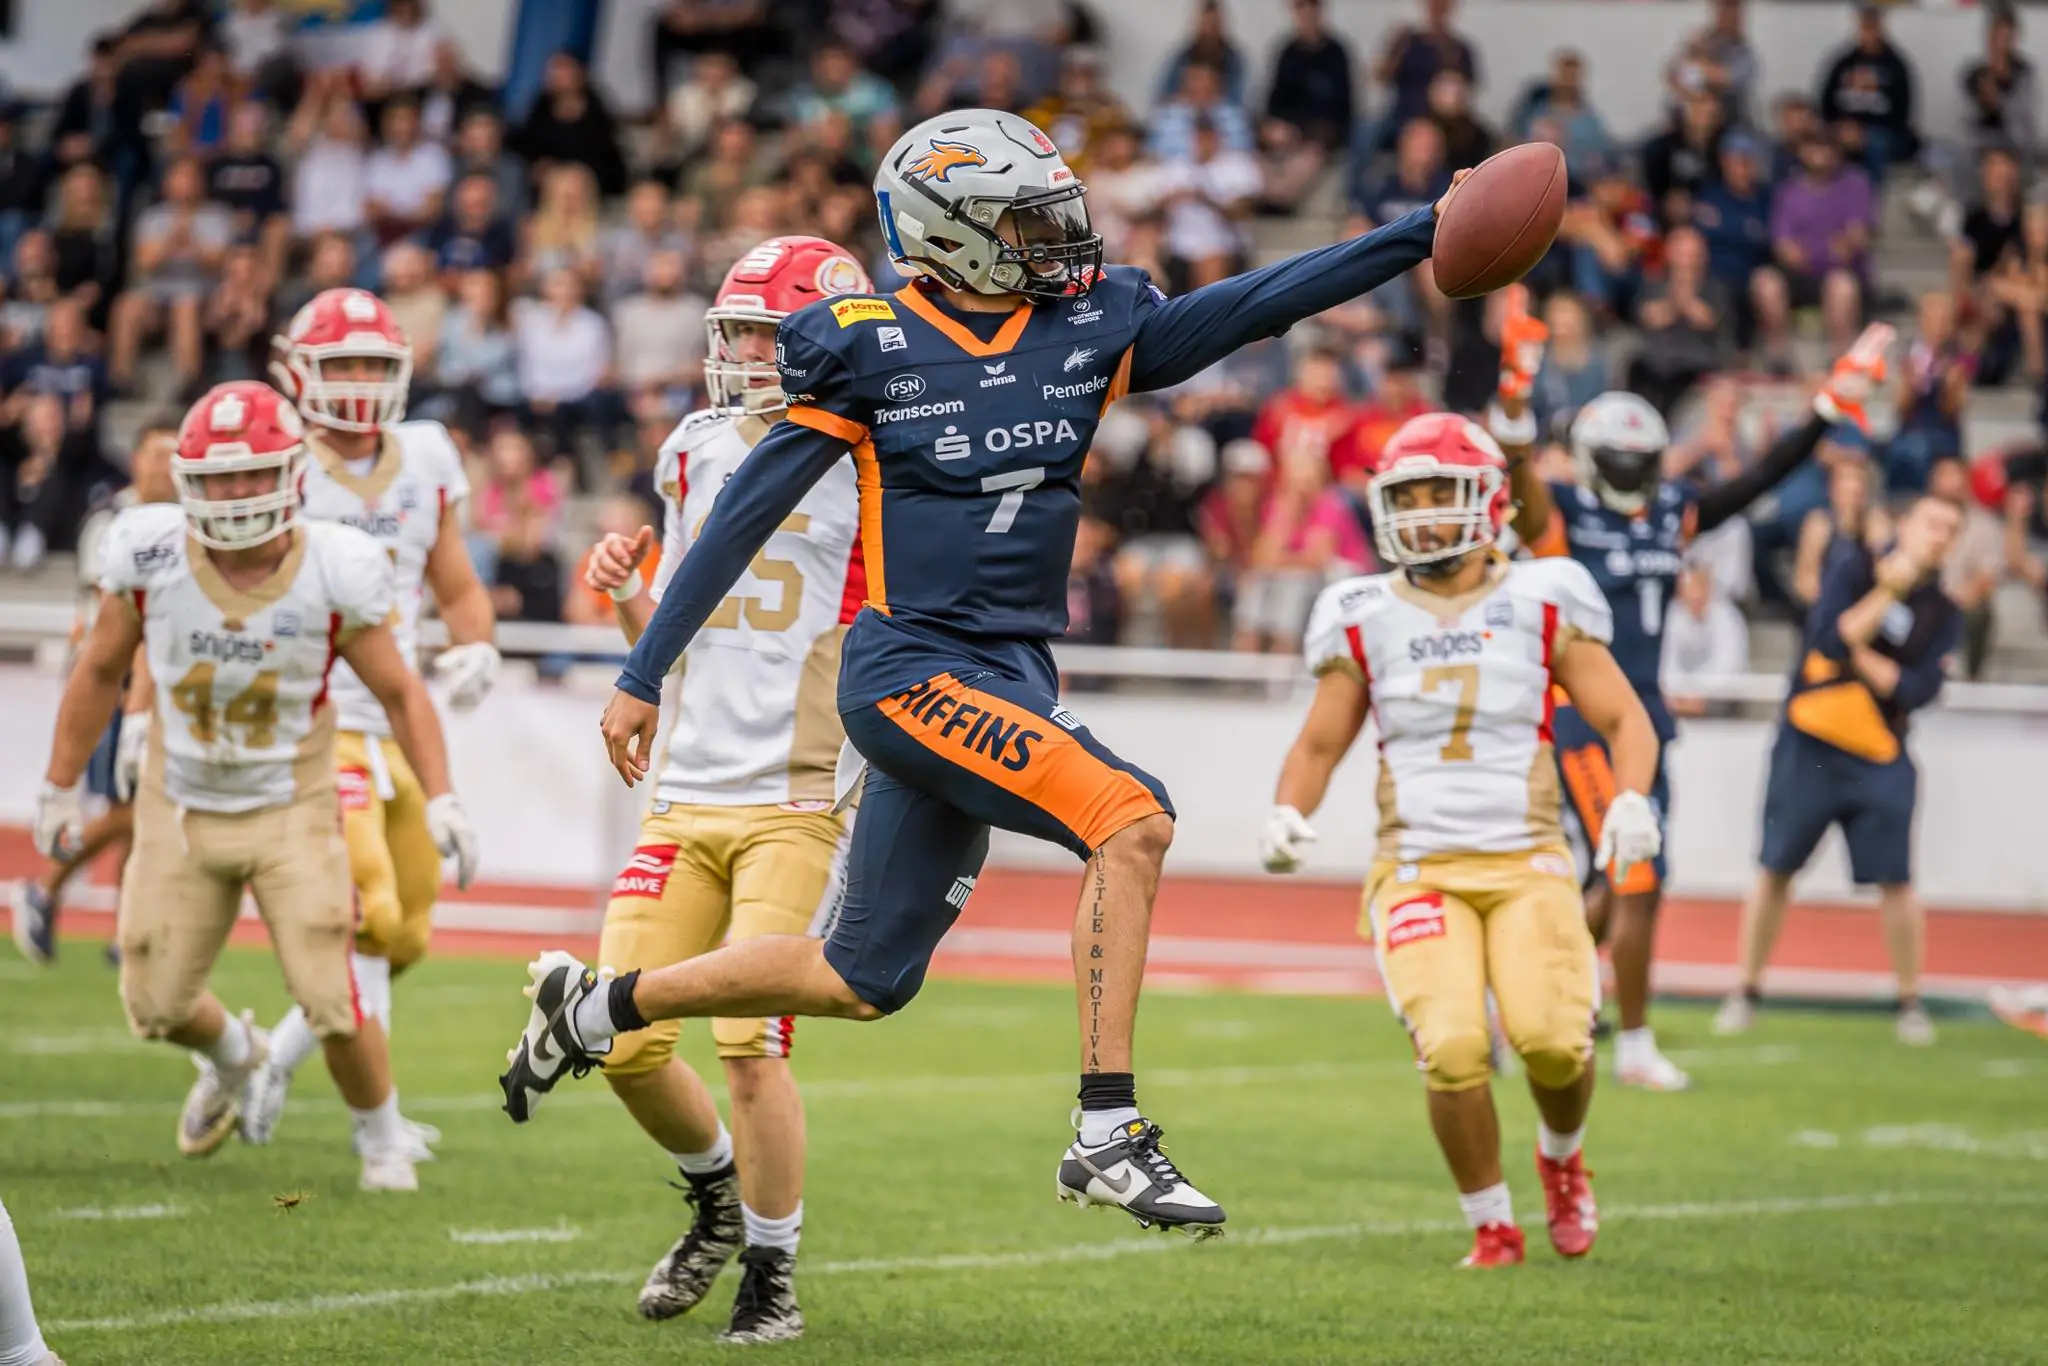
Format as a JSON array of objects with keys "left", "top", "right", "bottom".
[
  {"left": 240, "top": 288, "right": 497, "bottom": 1153},
  {"left": 34, "top": 381, "right": 478, "bottom": 1191},
  {"left": 558, "top": 236, "right": 869, "bottom": 1346},
  {"left": 1260, "top": 413, "right": 1661, "bottom": 1268}
]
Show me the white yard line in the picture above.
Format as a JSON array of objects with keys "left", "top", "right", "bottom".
[
  {"left": 56, "top": 1204, "right": 180, "bottom": 1222},
  {"left": 44, "top": 1189, "right": 2043, "bottom": 1336},
  {"left": 448, "top": 1226, "right": 582, "bottom": 1245}
]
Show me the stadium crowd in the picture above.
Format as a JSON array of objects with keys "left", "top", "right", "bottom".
[{"left": 0, "top": 0, "right": 2044, "bottom": 676}]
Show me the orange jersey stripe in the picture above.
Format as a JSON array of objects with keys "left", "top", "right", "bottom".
[
  {"left": 848, "top": 438, "right": 888, "bottom": 615},
  {"left": 787, "top": 403, "right": 869, "bottom": 446}
]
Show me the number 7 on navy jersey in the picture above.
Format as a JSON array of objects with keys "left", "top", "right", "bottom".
[{"left": 980, "top": 466, "right": 1045, "bottom": 534}]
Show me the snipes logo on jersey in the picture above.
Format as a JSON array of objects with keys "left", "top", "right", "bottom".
[
  {"left": 830, "top": 298, "right": 896, "bottom": 328},
  {"left": 187, "top": 629, "right": 269, "bottom": 664},
  {"left": 612, "top": 844, "right": 680, "bottom": 900},
  {"left": 888, "top": 679, "right": 1043, "bottom": 773},
  {"left": 1408, "top": 630, "right": 1485, "bottom": 663}
]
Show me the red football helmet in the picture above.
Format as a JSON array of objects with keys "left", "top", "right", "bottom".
[
  {"left": 174, "top": 381, "right": 310, "bottom": 550},
  {"left": 704, "top": 236, "right": 871, "bottom": 413},
  {"left": 274, "top": 288, "right": 412, "bottom": 433},
  {"left": 1368, "top": 412, "right": 1511, "bottom": 569}
]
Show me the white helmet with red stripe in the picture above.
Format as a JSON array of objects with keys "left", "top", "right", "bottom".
[
  {"left": 174, "top": 381, "right": 310, "bottom": 550},
  {"left": 1368, "top": 412, "right": 1512, "bottom": 572},
  {"left": 275, "top": 287, "right": 412, "bottom": 433},
  {"left": 704, "top": 235, "right": 871, "bottom": 414}
]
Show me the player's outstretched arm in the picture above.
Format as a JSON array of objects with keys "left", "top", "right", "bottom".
[
  {"left": 1126, "top": 193, "right": 1454, "bottom": 394},
  {"left": 1491, "top": 283, "right": 1556, "bottom": 548}
]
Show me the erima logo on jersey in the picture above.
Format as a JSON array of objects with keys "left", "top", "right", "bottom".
[
  {"left": 1043, "top": 375, "right": 1110, "bottom": 400},
  {"left": 876, "top": 399, "right": 967, "bottom": 424},
  {"left": 980, "top": 361, "right": 1016, "bottom": 388},
  {"left": 890, "top": 680, "right": 1043, "bottom": 772},
  {"left": 187, "top": 629, "right": 269, "bottom": 664},
  {"left": 1409, "top": 630, "right": 1484, "bottom": 663}
]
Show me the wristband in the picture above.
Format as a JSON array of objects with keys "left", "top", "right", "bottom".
[
  {"left": 1486, "top": 402, "right": 1538, "bottom": 448},
  {"left": 605, "top": 570, "right": 644, "bottom": 603}
]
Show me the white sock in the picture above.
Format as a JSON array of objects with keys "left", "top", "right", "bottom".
[
  {"left": 1457, "top": 1182, "right": 1514, "bottom": 1231},
  {"left": 202, "top": 1012, "right": 251, "bottom": 1070},
  {"left": 269, "top": 1005, "right": 320, "bottom": 1077},
  {"left": 350, "top": 1092, "right": 403, "bottom": 1153},
  {"left": 351, "top": 952, "right": 393, "bottom": 1031},
  {"left": 1538, "top": 1122, "right": 1585, "bottom": 1161},
  {"left": 570, "top": 985, "right": 620, "bottom": 1048},
  {"left": 743, "top": 1202, "right": 802, "bottom": 1255},
  {"left": 1616, "top": 1026, "right": 1657, "bottom": 1065},
  {"left": 670, "top": 1124, "right": 734, "bottom": 1176},
  {"left": 1079, "top": 1106, "right": 1142, "bottom": 1147},
  {"left": 0, "top": 1196, "right": 48, "bottom": 1366}
]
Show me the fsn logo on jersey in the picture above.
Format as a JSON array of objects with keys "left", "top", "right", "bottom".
[{"left": 884, "top": 373, "right": 927, "bottom": 402}]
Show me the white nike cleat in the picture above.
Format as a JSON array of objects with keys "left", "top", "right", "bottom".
[
  {"left": 1896, "top": 1002, "right": 1937, "bottom": 1047},
  {"left": 1055, "top": 1115, "right": 1226, "bottom": 1238},
  {"left": 359, "top": 1146, "right": 419, "bottom": 1192},
  {"left": 352, "top": 1115, "right": 440, "bottom": 1161},
  {"left": 498, "top": 950, "right": 611, "bottom": 1123},
  {"left": 1617, "top": 1046, "right": 1692, "bottom": 1091},
  {"left": 239, "top": 1061, "right": 290, "bottom": 1145},
  {"left": 1712, "top": 993, "right": 1756, "bottom": 1036},
  {"left": 179, "top": 1016, "right": 269, "bottom": 1158}
]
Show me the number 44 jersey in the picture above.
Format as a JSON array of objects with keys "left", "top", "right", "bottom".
[
  {"left": 1304, "top": 555, "right": 1613, "bottom": 862},
  {"left": 98, "top": 503, "right": 396, "bottom": 814}
]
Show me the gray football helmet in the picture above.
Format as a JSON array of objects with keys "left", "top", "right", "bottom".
[{"left": 874, "top": 108, "right": 1104, "bottom": 302}]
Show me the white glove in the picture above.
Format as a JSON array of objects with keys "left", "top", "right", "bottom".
[
  {"left": 426, "top": 793, "right": 479, "bottom": 890},
  {"left": 1596, "top": 790, "right": 1663, "bottom": 883},
  {"left": 1260, "top": 804, "right": 1318, "bottom": 874},
  {"left": 34, "top": 782, "right": 84, "bottom": 860},
  {"left": 113, "top": 710, "right": 150, "bottom": 803},
  {"left": 430, "top": 642, "right": 501, "bottom": 714}
]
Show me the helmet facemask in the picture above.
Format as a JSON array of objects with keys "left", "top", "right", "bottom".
[
  {"left": 175, "top": 445, "right": 308, "bottom": 550},
  {"left": 702, "top": 306, "right": 787, "bottom": 415},
  {"left": 885, "top": 181, "right": 1104, "bottom": 302},
  {"left": 1583, "top": 443, "right": 1661, "bottom": 514},
  {"left": 1369, "top": 466, "right": 1504, "bottom": 575},
  {"left": 288, "top": 342, "right": 411, "bottom": 433}
]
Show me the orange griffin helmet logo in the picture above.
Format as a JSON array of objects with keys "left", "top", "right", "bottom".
[{"left": 905, "top": 139, "right": 988, "bottom": 184}]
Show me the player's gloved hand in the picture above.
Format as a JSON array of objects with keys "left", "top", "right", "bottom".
[
  {"left": 585, "top": 527, "right": 656, "bottom": 600},
  {"left": 426, "top": 793, "right": 479, "bottom": 890},
  {"left": 1596, "top": 790, "right": 1662, "bottom": 883},
  {"left": 33, "top": 781, "right": 83, "bottom": 860},
  {"left": 1497, "top": 284, "right": 1548, "bottom": 405},
  {"left": 1813, "top": 322, "right": 1894, "bottom": 433},
  {"left": 113, "top": 710, "right": 150, "bottom": 803},
  {"left": 1260, "top": 804, "right": 1318, "bottom": 874},
  {"left": 431, "top": 642, "right": 501, "bottom": 714}
]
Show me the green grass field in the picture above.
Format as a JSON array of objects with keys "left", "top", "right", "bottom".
[{"left": 4, "top": 947, "right": 2046, "bottom": 1365}]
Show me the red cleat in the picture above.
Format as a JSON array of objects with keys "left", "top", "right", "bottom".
[
  {"left": 1536, "top": 1149, "right": 1599, "bottom": 1258},
  {"left": 1460, "top": 1221, "right": 1526, "bottom": 1267}
]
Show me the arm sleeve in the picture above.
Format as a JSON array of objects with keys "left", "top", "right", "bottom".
[
  {"left": 1127, "top": 206, "right": 1438, "bottom": 393},
  {"left": 1693, "top": 412, "right": 1828, "bottom": 532},
  {"left": 1811, "top": 548, "right": 1875, "bottom": 661}
]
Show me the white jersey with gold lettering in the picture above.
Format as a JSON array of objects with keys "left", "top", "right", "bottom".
[
  {"left": 97, "top": 504, "right": 395, "bottom": 814},
  {"left": 300, "top": 420, "right": 469, "bottom": 737},
  {"left": 651, "top": 409, "right": 860, "bottom": 807},
  {"left": 1305, "top": 555, "right": 1613, "bottom": 862}
]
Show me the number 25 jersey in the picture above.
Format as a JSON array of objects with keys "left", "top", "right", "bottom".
[{"left": 1304, "top": 556, "right": 1613, "bottom": 862}]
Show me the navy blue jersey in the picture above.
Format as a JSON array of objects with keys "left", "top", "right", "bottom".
[
  {"left": 616, "top": 206, "right": 1438, "bottom": 705},
  {"left": 1537, "top": 479, "right": 1695, "bottom": 714}
]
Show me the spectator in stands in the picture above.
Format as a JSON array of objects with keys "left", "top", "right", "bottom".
[
  {"left": 426, "top": 268, "right": 520, "bottom": 437},
  {"left": 0, "top": 109, "right": 44, "bottom": 271},
  {"left": 201, "top": 242, "right": 272, "bottom": 384},
  {"left": 519, "top": 162, "right": 602, "bottom": 294},
  {"left": 286, "top": 72, "right": 370, "bottom": 246},
  {"left": 656, "top": 48, "right": 756, "bottom": 171},
  {"left": 426, "top": 172, "right": 515, "bottom": 283},
  {"left": 452, "top": 108, "right": 527, "bottom": 221},
  {"left": 380, "top": 242, "right": 444, "bottom": 377},
  {"left": 1641, "top": 88, "right": 1727, "bottom": 228},
  {"left": 601, "top": 178, "right": 691, "bottom": 306},
  {"left": 792, "top": 39, "right": 900, "bottom": 139},
  {"left": 113, "top": 0, "right": 214, "bottom": 118},
  {"left": 1666, "top": 378, "right": 1757, "bottom": 601},
  {"left": 1194, "top": 436, "right": 1267, "bottom": 612},
  {"left": 417, "top": 41, "right": 495, "bottom": 146},
  {"left": 165, "top": 40, "right": 243, "bottom": 159},
  {"left": 649, "top": 0, "right": 782, "bottom": 105},
  {"left": 1564, "top": 157, "right": 1658, "bottom": 322},
  {"left": 1661, "top": 561, "right": 1750, "bottom": 716},
  {"left": 1771, "top": 133, "right": 1873, "bottom": 352},
  {"left": 1260, "top": 0, "right": 1353, "bottom": 210},
  {"left": 273, "top": 229, "right": 353, "bottom": 324},
  {"left": 364, "top": 97, "right": 452, "bottom": 247},
  {"left": 1, "top": 233, "right": 61, "bottom": 350},
  {"left": 1769, "top": 93, "right": 1825, "bottom": 187},
  {"left": 207, "top": 103, "right": 288, "bottom": 279},
  {"left": 488, "top": 489, "right": 565, "bottom": 627},
  {"left": 221, "top": 0, "right": 297, "bottom": 110},
  {"left": 1159, "top": 115, "right": 1260, "bottom": 290},
  {"left": 1233, "top": 433, "right": 1340, "bottom": 654},
  {"left": 1925, "top": 455, "right": 2002, "bottom": 677},
  {"left": 1083, "top": 124, "right": 1165, "bottom": 258},
  {"left": 1373, "top": 0, "right": 1477, "bottom": 155},
  {"left": 1156, "top": 0, "right": 1249, "bottom": 110},
  {"left": 1959, "top": 8, "right": 2036, "bottom": 178},
  {"left": 50, "top": 35, "right": 134, "bottom": 180},
  {"left": 1628, "top": 225, "right": 1729, "bottom": 417},
  {"left": 1334, "top": 336, "right": 1431, "bottom": 480},
  {"left": 1513, "top": 50, "right": 1613, "bottom": 190},
  {"left": 516, "top": 51, "right": 626, "bottom": 198},
  {"left": 469, "top": 426, "right": 561, "bottom": 581},
  {"left": 612, "top": 248, "right": 707, "bottom": 418},
  {"left": 108, "top": 155, "right": 232, "bottom": 397},
  {"left": 1150, "top": 60, "right": 1252, "bottom": 162},
  {"left": 1530, "top": 291, "right": 1609, "bottom": 440},
  {"left": 47, "top": 165, "right": 118, "bottom": 325},
  {"left": 1102, "top": 400, "right": 1217, "bottom": 649},
  {"left": 825, "top": 0, "right": 942, "bottom": 92},
  {"left": 3, "top": 300, "right": 105, "bottom": 436},
  {"left": 1666, "top": 0, "right": 1756, "bottom": 126},
  {"left": 699, "top": 184, "right": 786, "bottom": 290},
  {"left": 1425, "top": 69, "right": 1492, "bottom": 172},
  {"left": 1888, "top": 291, "right": 1973, "bottom": 494},
  {"left": 681, "top": 118, "right": 771, "bottom": 235},
  {"left": 1023, "top": 48, "right": 1132, "bottom": 178},
  {"left": 1987, "top": 203, "right": 2048, "bottom": 381},
  {"left": 1693, "top": 132, "right": 1788, "bottom": 366},
  {"left": 1253, "top": 346, "right": 1354, "bottom": 481},
  {"left": 1819, "top": 3, "right": 1918, "bottom": 182},
  {"left": 0, "top": 392, "right": 93, "bottom": 566},
  {"left": 515, "top": 267, "right": 615, "bottom": 466},
  {"left": 357, "top": 0, "right": 442, "bottom": 102},
  {"left": 1951, "top": 144, "right": 2024, "bottom": 297},
  {"left": 1793, "top": 449, "right": 1888, "bottom": 609}
]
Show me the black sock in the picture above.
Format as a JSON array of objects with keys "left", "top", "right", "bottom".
[
  {"left": 609, "top": 970, "right": 649, "bottom": 1033},
  {"left": 1898, "top": 994, "right": 1921, "bottom": 1013},
  {"left": 1743, "top": 985, "right": 1762, "bottom": 1004},
  {"left": 1077, "top": 1071, "right": 1136, "bottom": 1112}
]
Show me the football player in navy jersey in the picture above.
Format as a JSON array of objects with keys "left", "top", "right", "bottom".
[
  {"left": 1495, "top": 293, "right": 1892, "bottom": 1091},
  {"left": 496, "top": 107, "right": 1469, "bottom": 1238}
]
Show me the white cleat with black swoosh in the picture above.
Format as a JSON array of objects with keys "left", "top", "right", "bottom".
[
  {"left": 1055, "top": 1116, "right": 1225, "bottom": 1238},
  {"left": 498, "top": 950, "right": 610, "bottom": 1123}
]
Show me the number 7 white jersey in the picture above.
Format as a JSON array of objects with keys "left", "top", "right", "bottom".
[
  {"left": 98, "top": 504, "right": 396, "bottom": 814},
  {"left": 1305, "top": 555, "right": 1613, "bottom": 862}
]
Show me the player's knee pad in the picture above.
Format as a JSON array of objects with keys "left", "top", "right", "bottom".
[
  {"left": 712, "top": 1014, "right": 797, "bottom": 1061},
  {"left": 600, "top": 1020, "right": 683, "bottom": 1079},
  {"left": 1421, "top": 1028, "right": 1495, "bottom": 1092},
  {"left": 1516, "top": 1028, "right": 1592, "bottom": 1090}
]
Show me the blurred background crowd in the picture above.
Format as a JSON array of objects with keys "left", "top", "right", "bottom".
[{"left": 5, "top": 0, "right": 2048, "bottom": 682}]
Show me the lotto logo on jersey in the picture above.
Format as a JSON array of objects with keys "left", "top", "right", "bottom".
[
  {"left": 1383, "top": 892, "right": 1447, "bottom": 951},
  {"left": 612, "top": 844, "right": 681, "bottom": 900},
  {"left": 830, "top": 299, "right": 896, "bottom": 328}
]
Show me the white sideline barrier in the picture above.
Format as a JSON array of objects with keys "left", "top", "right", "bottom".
[{"left": 0, "top": 643, "right": 2044, "bottom": 910}]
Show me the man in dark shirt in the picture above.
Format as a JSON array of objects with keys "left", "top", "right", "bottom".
[
  {"left": 2, "top": 300, "right": 107, "bottom": 436},
  {"left": 426, "top": 173, "right": 517, "bottom": 279},
  {"left": 205, "top": 103, "right": 288, "bottom": 275},
  {"left": 1818, "top": 2, "right": 1918, "bottom": 180},
  {"left": 1717, "top": 494, "right": 1964, "bottom": 1045}
]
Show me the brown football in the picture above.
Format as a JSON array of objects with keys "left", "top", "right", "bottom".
[{"left": 1430, "top": 142, "right": 1568, "bottom": 299}]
